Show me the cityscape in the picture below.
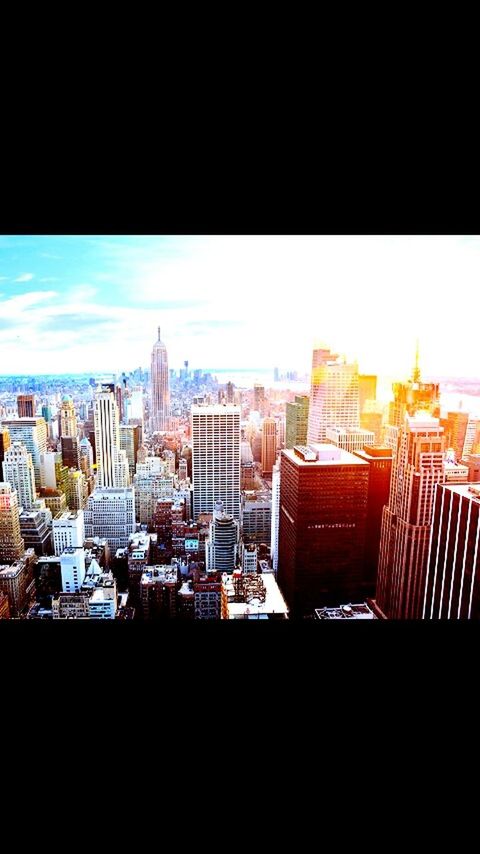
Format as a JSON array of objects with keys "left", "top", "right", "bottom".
[{"left": 0, "top": 235, "right": 479, "bottom": 621}]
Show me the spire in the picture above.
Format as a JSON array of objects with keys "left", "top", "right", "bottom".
[
  {"left": 412, "top": 339, "right": 421, "bottom": 383},
  {"left": 158, "top": 326, "right": 161, "bottom": 342}
]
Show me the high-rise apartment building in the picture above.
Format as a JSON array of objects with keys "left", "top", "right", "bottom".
[
  {"left": 376, "top": 414, "right": 446, "bottom": 619},
  {"left": 1, "top": 418, "right": 47, "bottom": 489},
  {"left": 307, "top": 347, "right": 360, "bottom": 444},
  {"left": 193, "top": 571, "right": 222, "bottom": 620},
  {"left": 66, "top": 469, "right": 87, "bottom": 510},
  {"left": 150, "top": 327, "right": 170, "bottom": 432},
  {"left": 2, "top": 442, "right": 37, "bottom": 510},
  {"left": 463, "top": 417, "right": 480, "bottom": 457},
  {"left": 60, "top": 547, "right": 86, "bottom": 593},
  {"left": 191, "top": 404, "right": 241, "bottom": 520},
  {"left": 261, "top": 418, "right": 277, "bottom": 475},
  {"left": 0, "top": 549, "right": 36, "bottom": 617},
  {"left": 17, "top": 394, "right": 35, "bottom": 418},
  {"left": 205, "top": 500, "right": 239, "bottom": 573},
  {"left": 240, "top": 490, "right": 272, "bottom": 546},
  {"left": 277, "top": 444, "right": 369, "bottom": 616},
  {"left": 19, "top": 508, "right": 53, "bottom": 556},
  {"left": 133, "top": 457, "right": 174, "bottom": 526},
  {"left": 84, "top": 487, "right": 135, "bottom": 552},
  {"left": 423, "top": 483, "right": 480, "bottom": 619},
  {"left": 93, "top": 386, "right": 130, "bottom": 488},
  {"left": 286, "top": 395, "right": 309, "bottom": 449},
  {"left": 0, "top": 483, "right": 25, "bottom": 563}
]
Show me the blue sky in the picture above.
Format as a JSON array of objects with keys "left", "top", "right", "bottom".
[{"left": 0, "top": 235, "right": 479, "bottom": 378}]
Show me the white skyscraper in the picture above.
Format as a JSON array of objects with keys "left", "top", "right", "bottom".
[
  {"left": 1, "top": 417, "right": 47, "bottom": 490},
  {"left": 270, "top": 461, "right": 280, "bottom": 575},
  {"left": 307, "top": 347, "right": 360, "bottom": 444},
  {"left": 84, "top": 487, "right": 136, "bottom": 552},
  {"left": 52, "top": 510, "right": 85, "bottom": 557},
  {"left": 2, "top": 442, "right": 37, "bottom": 510},
  {"left": 60, "top": 547, "right": 86, "bottom": 593},
  {"left": 191, "top": 404, "right": 241, "bottom": 520},
  {"left": 150, "top": 327, "right": 170, "bottom": 433},
  {"left": 93, "top": 386, "right": 130, "bottom": 488}
]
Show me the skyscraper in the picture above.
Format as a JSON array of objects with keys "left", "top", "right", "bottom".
[
  {"left": 191, "top": 404, "right": 241, "bottom": 520},
  {"left": 352, "top": 445, "right": 393, "bottom": 593},
  {"left": 440, "top": 411, "right": 469, "bottom": 461},
  {"left": 423, "top": 483, "right": 480, "bottom": 619},
  {"left": 59, "top": 395, "right": 77, "bottom": 438},
  {"left": 17, "top": 394, "right": 35, "bottom": 418},
  {"left": 253, "top": 384, "right": 266, "bottom": 417},
  {"left": 0, "top": 483, "right": 25, "bottom": 563},
  {"left": 205, "top": 500, "right": 239, "bottom": 573},
  {"left": 2, "top": 442, "right": 37, "bottom": 510},
  {"left": 286, "top": 395, "right": 309, "bottom": 449},
  {"left": 93, "top": 385, "right": 130, "bottom": 488},
  {"left": 261, "top": 417, "right": 277, "bottom": 475},
  {"left": 150, "top": 327, "right": 170, "bottom": 433},
  {"left": 1, "top": 418, "right": 47, "bottom": 490},
  {"left": 376, "top": 414, "right": 446, "bottom": 619},
  {"left": 270, "top": 461, "right": 280, "bottom": 574},
  {"left": 277, "top": 444, "right": 369, "bottom": 616},
  {"left": 84, "top": 487, "right": 136, "bottom": 552},
  {"left": 307, "top": 347, "right": 360, "bottom": 444},
  {"left": 0, "top": 427, "right": 10, "bottom": 470},
  {"left": 358, "top": 375, "right": 377, "bottom": 415}
]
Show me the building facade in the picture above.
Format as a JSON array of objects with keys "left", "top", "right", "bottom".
[{"left": 191, "top": 404, "right": 241, "bottom": 520}]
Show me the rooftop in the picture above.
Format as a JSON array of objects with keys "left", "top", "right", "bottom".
[
  {"left": 284, "top": 446, "right": 369, "bottom": 468},
  {"left": 314, "top": 603, "right": 377, "bottom": 620}
]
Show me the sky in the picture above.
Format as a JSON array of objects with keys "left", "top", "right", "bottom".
[{"left": 0, "top": 235, "right": 479, "bottom": 381}]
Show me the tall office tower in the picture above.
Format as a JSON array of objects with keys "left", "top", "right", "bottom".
[
  {"left": 270, "top": 461, "right": 280, "bottom": 574},
  {"left": 275, "top": 415, "right": 286, "bottom": 451},
  {"left": 59, "top": 395, "right": 77, "bottom": 438},
  {"left": 41, "top": 404, "right": 52, "bottom": 423},
  {"left": 325, "top": 426, "right": 375, "bottom": 454},
  {"left": 277, "top": 444, "right": 369, "bottom": 616},
  {"left": 358, "top": 375, "right": 377, "bottom": 415},
  {"left": 52, "top": 510, "right": 85, "bottom": 556},
  {"left": 240, "top": 491, "right": 272, "bottom": 546},
  {"left": 253, "top": 384, "right": 266, "bottom": 417},
  {"left": 463, "top": 417, "right": 480, "bottom": 457},
  {"left": 360, "top": 404, "right": 384, "bottom": 445},
  {"left": 440, "top": 411, "right": 469, "bottom": 460},
  {"left": 353, "top": 446, "right": 393, "bottom": 594},
  {"left": 0, "top": 427, "right": 10, "bottom": 470},
  {"left": 60, "top": 547, "right": 86, "bottom": 593},
  {"left": 191, "top": 404, "right": 241, "bottom": 520},
  {"left": 241, "top": 543, "right": 258, "bottom": 574},
  {"left": 93, "top": 386, "right": 130, "bottom": 488},
  {"left": 306, "top": 347, "right": 360, "bottom": 444},
  {"left": 119, "top": 424, "right": 140, "bottom": 478},
  {"left": 40, "top": 452, "right": 57, "bottom": 489},
  {"left": 66, "top": 469, "right": 87, "bottom": 511},
  {"left": 0, "top": 483, "right": 25, "bottom": 563},
  {"left": 286, "top": 396, "right": 310, "bottom": 449},
  {"left": 387, "top": 354, "right": 440, "bottom": 431},
  {"left": 115, "top": 384, "right": 125, "bottom": 424},
  {"left": 261, "top": 418, "right": 277, "bottom": 475},
  {"left": 19, "top": 509, "right": 52, "bottom": 556},
  {"left": 226, "top": 382, "right": 235, "bottom": 403},
  {"left": 17, "top": 394, "right": 36, "bottom": 418},
  {"left": 205, "top": 501, "right": 239, "bottom": 573},
  {"left": 423, "top": 483, "right": 480, "bottom": 619},
  {"left": 376, "top": 414, "right": 447, "bottom": 620},
  {"left": 133, "top": 457, "right": 174, "bottom": 526},
  {"left": 79, "top": 437, "right": 94, "bottom": 477},
  {"left": 153, "top": 499, "right": 174, "bottom": 562},
  {"left": 0, "top": 549, "right": 36, "bottom": 617},
  {"left": 84, "top": 487, "right": 135, "bottom": 552},
  {"left": 178, "top": 458, "right": 188, "bottom": 481},
  {"left": 61, "top": 437, "right": 81, "bottom": 471},
  {"left": 1, "top": 417, "right": 47, "bottom": 490},
  {"left": 150, "top": 327, "right": 170, "bottom": 433},
  {"left": 2, "top": 442, "right": 37, "bottom": 510}
]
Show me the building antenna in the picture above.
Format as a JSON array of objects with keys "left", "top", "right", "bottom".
[{"left": 412, "top": 339, "right": 421, "bottom": 383}]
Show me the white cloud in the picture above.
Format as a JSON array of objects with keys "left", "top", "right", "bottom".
[{"left": 14, "top": 272, "right": 35, "bottom": 282}]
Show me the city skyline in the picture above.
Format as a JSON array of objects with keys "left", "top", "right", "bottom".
[{"left": 1, "top": 235, "right": 480, "bottom": 378}]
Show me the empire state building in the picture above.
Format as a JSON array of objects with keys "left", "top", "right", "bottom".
[{"left": 150, "top": 327, "right": 170, "bottom": 433}]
